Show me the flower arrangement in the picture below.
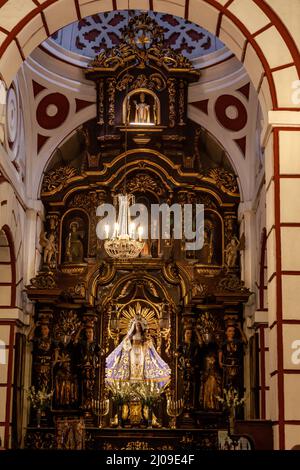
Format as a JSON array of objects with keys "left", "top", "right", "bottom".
[
  {"left": 105, "top": 380, "right": 164, "bottom": 406},
  {"left": 216, "top": 387, "right": 245, "bottom": 411},
  {"left": 26, "top": 386, "right": 53, "bottom": 410},
  {"left": 135, "top": 381, "right": 163, "bottom": 407},
  {"left": 105, "top": 381, "right": 136, "bottom": 405}
]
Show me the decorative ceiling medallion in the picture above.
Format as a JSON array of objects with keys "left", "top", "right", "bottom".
[{"left": 36, "top": 93, "right": 70, "bottom": 130}]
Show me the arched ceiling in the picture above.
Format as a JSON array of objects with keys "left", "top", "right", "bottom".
[
  {"left": 49, "top": 10, "right": 224, "bottom": 60},
  {"left": 0, "top": 0, "right": 299, "bottom": 115},
  {"left": 0, "top": 6, "right": 260, "bottom": 202}
]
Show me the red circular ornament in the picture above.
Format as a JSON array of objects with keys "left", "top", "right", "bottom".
[
  {"left": 215, "top": 94, "right": 247, "bottom": 132},
  {"left": 36, "top": 93, "right": 70, "bottom": 130}
]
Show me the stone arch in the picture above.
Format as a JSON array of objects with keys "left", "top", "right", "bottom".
[
  {"left": 0, "top": 0, "right": 299, "bottom": 115},
  {"left": 0, "top": 220, "right": 17, "bottom": 449},
  {"left": 0, "top": 181, "right": 25, "bottom": 310},
  {"left": 0, "top": 225, "right": 16, "bottom": 307}
]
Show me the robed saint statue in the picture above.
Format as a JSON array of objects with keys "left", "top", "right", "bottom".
[{"left": 105, "top": 316, "right": 170, "bottom": 389}]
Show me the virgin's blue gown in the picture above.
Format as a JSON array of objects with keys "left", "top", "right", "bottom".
[{"left": 105, "top": 337, "right": 171, "bottom": 389}]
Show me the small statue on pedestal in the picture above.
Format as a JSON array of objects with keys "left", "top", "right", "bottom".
[
  {"left": 28, "top": 320, "right": 54, "bottom": 393},
  {"left": 218, "top": 323, "right": 247, "bottom": 394},
  {"left": 134, "top": 92, "right": 151, "bottom": 124},
  {"left": 39, "top": 231, "right": 56, "bottom": 267},
  {"left": 77, "top": 325, "right": 101, "bottom": 411},
  {"left": 176, "top": 328, "right": 200, "bottom": 412},
  {"left": 53, "top": 353, "right": 79, "bottom": 406},
  {"left": 200, "top": 352, "right": 221, "bottom": 411},
  {"left": 65, "top": 221, "right": 84, "bottom": 263}
]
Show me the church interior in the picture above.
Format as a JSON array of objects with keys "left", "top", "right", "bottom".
[{"left": 0, "top": 0, "right": 300, "bottom": 453}]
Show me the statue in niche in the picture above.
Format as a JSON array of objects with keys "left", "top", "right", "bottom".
[
  {"left": 224, "top": 235, "right": 245, "bottom": 268},
  {"left": 105, "top": 316, "right": 170, "bottom": 389},
  {"left": 65, "top": 221, "right": 84, "bottom": 263},
  {"left": 77, "top": 325, "right": 101, "bottom": 410},
  {"left": 53, "top": 351, "right": 79, "bottom": 407},
  {"left": 28, "top": 321, "right": 54, "bottom": 392},
  {"left": 52, "top": 312, "right": 82, "bottom": 407},
  {"left": 198, "top": 222, "right": 214, "bottom": 264},
  {"left": 176, "top": 328, "right": 200, "bottom": 410},
  {"left": 195, "top": 316, "right": 222, "bottom": 410},
  {"left": 199, "top": 352, "right": 221, "bottom": 411},
  {"left": 133, "top": 92, "right": 152, "bottom": 124},
  {"left": 218, "top": 323, "right": 247, "bottom": 393}
]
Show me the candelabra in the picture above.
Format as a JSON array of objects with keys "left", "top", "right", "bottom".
[
  {"left": 166, "top": 397, "right": 184, "bottom": 429},
  {"left": 92, "top": 398, "right": 110, "bottom": 428}
]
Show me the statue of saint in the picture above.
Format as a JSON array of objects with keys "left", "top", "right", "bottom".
[
  {"left": 28, "top": 321, "right": 54, "bottom": 392},
  {"left": 53, "top": 351, "right": 79, "bottom": 406},
  {"left": 224, "top": 235, "right": 245, "bottom": 268},
  {"left": 134, "top": 92, "right": 151, "bottom": 124},
  {"left": 199, "top": 352, "right": 221, "bottom": 411},
  {"left": 105, "top": 316, "right": 170, "bottom": 389},
  {"left": 195, "top": 327, "right": 221, "bottom": 411},
  {"left": 218, "top": 323, "right": 247, "bottom": 392},
  {"left": 198, "top": 226, "right": 213, "bottom": 264},
  {"left": 176, "top": 328, "right": 200, "bottom": 410},
  {"left": 77, "top": 326, "right": 101, "bottom": 410},
  {"left": 65, "top": 221, "right": 84, "bottom": 263},
  {"left": 39, "top": 231, "right": 56, "bottom": 265}
]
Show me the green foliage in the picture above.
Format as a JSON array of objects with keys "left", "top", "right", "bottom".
[{"left": 26, "top": 386, "right": 53, "bottom": 410}]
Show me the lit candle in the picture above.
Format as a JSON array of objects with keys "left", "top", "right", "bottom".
[
  {"left": 138, "top": 226, "right": 143, "bottom": 241},
  {"left": 114, "top": 222, "right": 119, "bottom": 237},
  {"left": 129, "top": 222, "right": 135, "bottom": 238}
]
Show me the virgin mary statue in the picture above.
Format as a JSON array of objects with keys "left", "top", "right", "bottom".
[{"left": 105, "top": 316, "right": 170, "bottom": 389}]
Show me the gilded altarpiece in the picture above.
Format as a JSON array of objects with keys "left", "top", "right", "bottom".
[{"left": 25, "top": 13, "right": 251, "bottom": 450}]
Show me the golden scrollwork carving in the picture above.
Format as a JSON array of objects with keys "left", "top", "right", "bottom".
[
  {"left": 97, "top": 261, "right": 116, "bottom": 285},
  {"left": 167, "top": 78, "right": 176, "bottom": 128},
  {"left": 118, "top": 172, "right": 166, "bottom": 197},
  {"left": 162, "top": 261, "right": 181, "bottom": 284},
  {"left": 201, "top": 168, "right": 239, "bottom": 196},
  {"left": 97, "top": 79, "right": 104, "bottom": 125},
  {"left": 196, "top": 193, "right": 217, "bottom": 209},
  {"left": 41, "top": 166, "right": 79, "bottom": 195},
  {"left": 117, "top": 73, "right": 166, "bottom": 92},
  {"left": 107, "top": 78, "right": 116, "bottom": 126},
  {"left": 68, "top": 282, "right": 86, "bottom": 298},
  {"left": 179, "top": 80, "right": 185, "bottom": 126},
  {"left": 60, "top": 265, "right": 87, "bottom": 275},
  {"left": 87, "top": 13, "right": 199, "bottom": 76},
  {"left": 193, "top": 127, "right": 201, "bottom": 168},
  {"left": 121, "top": 441, "right": 154, "bottom": 450},
  {"left": 29, "top": 272, "right": 57, "bottom": 289},
  {"left": 217, "top": 273, "right": 250, "bottom": 293},
  {"left": 191, "top": 280, "right": 208, "bottom": 297},
  {"left": 116, "top": 73, "right": 133, "bottom": 91}
]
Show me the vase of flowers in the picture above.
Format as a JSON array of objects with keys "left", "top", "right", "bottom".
[
  {"left": 216, "top": 387, "right": 245, "bottom": 436},
  {"left": 106, "top": 381, "right": 135, "bottom": 428},
  {"left": 136, "top": 381, "right": 163, "bottom": 428},
  {"left": 26, "top": 386, "right": 53, "bottom": 428}
]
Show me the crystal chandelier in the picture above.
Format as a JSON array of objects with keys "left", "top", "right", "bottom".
[
  {"left": 104, "top": 194, "right": 144, "bottom": 259},
  {"left": 103, "top": 10, "right": 145, "bottom": 260}
]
